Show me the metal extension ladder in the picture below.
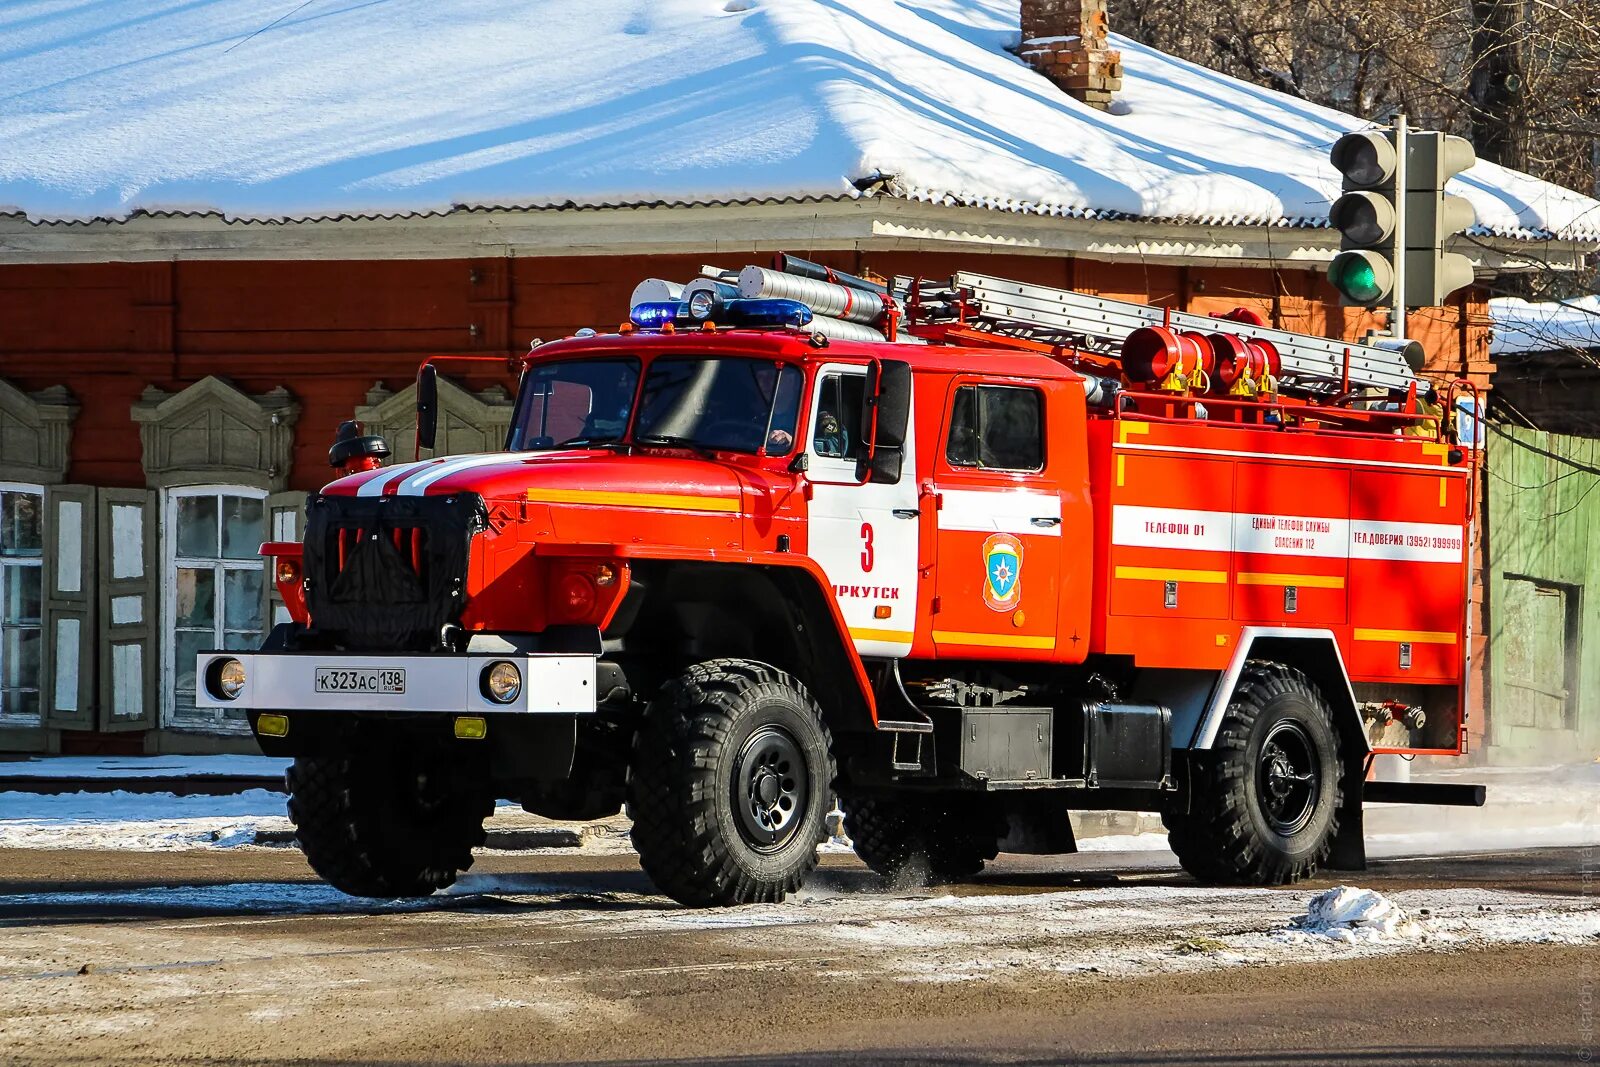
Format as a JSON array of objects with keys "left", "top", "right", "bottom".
[{"left": 919, "top": 272, "right": 1421, "bottom": 393}]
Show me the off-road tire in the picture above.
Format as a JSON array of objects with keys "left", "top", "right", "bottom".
[
  {"left": 843, "top": 794, "right": 1003, "bottom": 884},
  {"left": 287, "top": 753, "right": 494, "bottom": 897},
  {"left": 1163, "top": 660, "right": 1345, "bottom": 885},
  {"left": 626, "top": 659, "right": 836, "bottom": 907}
]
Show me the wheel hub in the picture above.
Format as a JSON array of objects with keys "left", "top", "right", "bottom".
[
  {"left": 733, "top": 725, "right": 808, "bottom": 852},
  {"left": 1256, "top": 721, "right": 1320, "bottom": 836}
]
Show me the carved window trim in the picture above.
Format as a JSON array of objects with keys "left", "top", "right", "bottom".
[
  {"left": 356, "top": 377, "right": 514, "bottom": 459},
  {"left": 0, "top": 379, "right": 78, "bottom": 486},
  {"left": 130, "top": 376, "right": 300, "bottom": 492}
]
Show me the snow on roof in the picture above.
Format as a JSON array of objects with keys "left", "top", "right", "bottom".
[
  {"left": 1489, "top": 295, "right": 1600, "bottom": 355},
  {"left": 1, "top": 0, "right": 1597, "bottom": 242}
]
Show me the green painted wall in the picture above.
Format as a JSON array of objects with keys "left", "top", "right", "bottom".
[{"left": 1486, "top": 425, "right": 1600, "bottom": 760}]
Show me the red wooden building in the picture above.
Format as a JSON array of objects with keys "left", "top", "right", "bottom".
[{"left": 1, "top": 1, "right": 1595, "bottom": 754}]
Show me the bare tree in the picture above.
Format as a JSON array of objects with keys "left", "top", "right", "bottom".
[{"left": 1117, "top": 0, "right": 1600, "bottom": 225}]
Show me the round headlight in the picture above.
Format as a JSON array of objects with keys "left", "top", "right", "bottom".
[
  {"left": 482, "top": 661, "right": 522, "bottom": 704},
  {"left": 208, "top": 658, "right": 247, "bottom": 701}
]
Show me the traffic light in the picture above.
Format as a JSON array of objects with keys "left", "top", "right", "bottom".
[
  {"left": 1327, "top": 130, "right": 1399, "bottom": 307},
  {"left": 1404, "top": 132, "right": 1478, "bottom": 307}
]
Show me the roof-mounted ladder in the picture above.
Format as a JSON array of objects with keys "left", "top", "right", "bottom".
[{"left": 916, "top": 272, "right": 1422, "bottom": 393}]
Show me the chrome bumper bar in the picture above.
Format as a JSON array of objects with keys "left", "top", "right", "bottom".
[{"left": 193, "top": 652, "right": 597, "bottom": 715}]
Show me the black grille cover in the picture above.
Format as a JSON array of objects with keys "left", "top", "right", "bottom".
[{"left": 303, "top": 491, "right": 488, "bottom": 651}]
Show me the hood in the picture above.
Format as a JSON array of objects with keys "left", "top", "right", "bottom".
[{"left": 328, "top": 450, "right": 748, "bottom": 512}]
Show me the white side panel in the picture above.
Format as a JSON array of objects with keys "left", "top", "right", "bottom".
[
  {"left": 805, "top": 364, "right": 918, "bottom": 659},
  {"left": 110, "top": 643, "right": 143, "bottom": 719},
  {"left": 52, "top": 618, "right": 80, "bottom": 713},
  {"left": 55, "top": 500, "right": 83, "bottom": 593},
  {"left": 109, "top": 506, "right": 144, "bottom": 579},
  {"left": 937, "top": 488, "right": 1062, "bottom": 536}
]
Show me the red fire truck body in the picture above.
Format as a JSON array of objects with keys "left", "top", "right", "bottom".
[{"left": 205, "top": 269, "right": 1481, "bottom": 908}]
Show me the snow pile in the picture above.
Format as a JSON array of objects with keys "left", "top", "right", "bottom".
[
  {"left": 1489, "top": 294, "right": 1600, "bottom": 355},
  {"left": 0, "top": 0, "right": 1594, "bottom": 239},
  {"left": 0, "top": 789, "right": 291, "bottom": 851},
  {"left": 1286, "top": 886, "right": 1415, "bottom": 944}
]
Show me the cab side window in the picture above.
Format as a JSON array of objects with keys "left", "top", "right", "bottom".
[
  {"left": 813, "top": 373, "right": 864, "bottom": 460},
  {"left": 945, "top": 385, "right": 1044, "bottom": 471}
]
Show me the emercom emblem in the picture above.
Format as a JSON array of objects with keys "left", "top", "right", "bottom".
[{"left": 982, "top": 533, "right": 1023, "bottom": 612}]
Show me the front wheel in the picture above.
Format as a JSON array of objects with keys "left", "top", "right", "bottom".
[
  {"left": 287, "top": 749, "right": 493, "bottom": 897},
  {"left": 1163, "top": 660, "right": 1345, "bottom": 885},
  {"left": 626, "top": 659, "right": 836, "bottom": 907}
]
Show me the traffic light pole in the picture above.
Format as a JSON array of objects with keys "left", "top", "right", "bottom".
[{"left": 1391, "top": 113, "right": 1408, "bottom": 340}]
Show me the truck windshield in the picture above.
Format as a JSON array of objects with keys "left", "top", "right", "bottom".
[
  {"left": 635, "top": 357, "right": 802, "bottom": 455},
  {"left": 508, "top": 357, "right": 641, "bottom": 450}
]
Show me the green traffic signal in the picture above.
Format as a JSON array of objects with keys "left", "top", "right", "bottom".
[
  {"left": 1327, "top": 129, "right": 1400, "bottom": 308},
  {"left": 1329, "top": 251, "right": 1393, "bottom": 304}
]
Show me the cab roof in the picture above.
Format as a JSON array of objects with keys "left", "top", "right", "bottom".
[{"left": 528, "top": 327, "right": 1082, "bottom": 383}]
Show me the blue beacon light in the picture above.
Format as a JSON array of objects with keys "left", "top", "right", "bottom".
[
  {"left": 628, "top": 297, "right": 814, "bottom": 331},
  {"left": 629, "top": 301, "right": 683, "bottom": 328}
]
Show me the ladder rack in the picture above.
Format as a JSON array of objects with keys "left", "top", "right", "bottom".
[{"left": 917, "top": 272, "right": 1421, "bottom": 393}]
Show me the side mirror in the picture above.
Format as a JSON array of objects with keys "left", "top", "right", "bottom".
[
  {"left": 856, "top": 359, "right": 912, "bottom": 485},
  {"left": 416, "top": 364, "right": 439, "bottom": 454}
]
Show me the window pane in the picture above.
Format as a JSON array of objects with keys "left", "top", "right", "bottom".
[
  {"left": 222, "top": 496, "right": 265, "bottom": 560},
  {"left": 2, "top": 627, "right": 41, "bottom": 689},
  {"left": 223, "top": 568, "right": 264, "bottom": 631},
  {"left": 2, "top": 689, "right": 40, "bottom": 719},
  {"left": 174, "top": 630, "right": 210, "bottom": 694},
  {"left": 978, "top": 387, "right": 1044, "bottom": 471},
  {"left": 176, "top": 568, "right": 216, "bottom": 629},
  {"left": 764, "top": 365, "right": 803, "bottom": 456},
  {"left": 0, "top": 492, "right": 43, "bottom": 556},
  {"left": 946, "top": 386, "right": 979, "bottom": 467},
  {"left": 176, "top": 495, "right": 219, "bottom": 558},
  {"left": 224, "top": 630, "right": 261, "bottom": 651},
  {"left": 814, "top": 374, "right": 864, "bottom": 460},
  {"left": 3, "top": 564, "right": 42, "bottom": 624}
]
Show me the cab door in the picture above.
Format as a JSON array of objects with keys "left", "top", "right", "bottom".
[
  {"left": 931, "top": 380, "right": 1061, "bottom": 659},
  {"left": 804, "top": 364, "right": 919, "bottom": 658}
]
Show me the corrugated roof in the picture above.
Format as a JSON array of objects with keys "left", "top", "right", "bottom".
[{"left": 1, "top": 0, "right": 1595, "bottom": 243}]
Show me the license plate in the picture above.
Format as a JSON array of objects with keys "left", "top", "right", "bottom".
[{"left": 314, "top": 667, "right": 406, "bottom": 695}]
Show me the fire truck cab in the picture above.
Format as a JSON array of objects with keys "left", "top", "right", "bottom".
[{"left": 202, "top": 261, "right": 1484, "bottom": 907}]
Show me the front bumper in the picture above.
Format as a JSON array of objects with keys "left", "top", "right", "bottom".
[{"left": 193, "top": 652, "right": 596, "bottom": 715}]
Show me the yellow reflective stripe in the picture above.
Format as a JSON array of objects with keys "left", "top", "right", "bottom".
[
  {"left": 1118, "top": 421, "right": 1152, "bottom": 443},
  {"left": 1115, "top": 566, "right": 1228, "bottom": 584},
  {"left": 1116, "top": 454, "right": 1127, "bottom": 487},
  {"left": 1236, "top": 572, "right": 1346, "bottom": 589},
  {"left": 932, "top": 630, "right": 1056, "bottom": 650},
  {"left": 849, "top": 627, "right": 915, "bottom": 644},
  {"left": 1353, "top": 628, "right": 1457, "bottom": 645},
  {"left": 525, "top": 488, "right": 739, "bottom": 513}
]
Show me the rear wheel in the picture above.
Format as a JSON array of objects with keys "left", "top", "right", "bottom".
[
  {"left": 626, "top": 659, "right": 835, "bottom": 907},
  {"left": 287, "top": 749, "right": 493, "bottom": 897},
  {"left": 843, "top": 794, "right": 1003, "bottom": 884},
  {"left": 1163, "top": 660, "right": 1345, "bottom": 885}
]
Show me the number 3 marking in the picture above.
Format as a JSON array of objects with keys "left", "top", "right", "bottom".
[{"left": 860, "top": 522, "right": 875, "bottom": 573}]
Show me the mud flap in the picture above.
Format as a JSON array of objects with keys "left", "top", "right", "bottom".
[
  {"left": 1326, "top": 767, "right": 1367, "bottom": 871},
  {"left": 998, "top": 793, "right": 1079, "bottom": 855}
]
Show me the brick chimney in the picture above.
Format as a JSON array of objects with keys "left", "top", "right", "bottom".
[{"left": 1018, "top": 0, "right": 1123, "bottom": 110}]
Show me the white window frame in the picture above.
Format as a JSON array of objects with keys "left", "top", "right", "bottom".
[
  {"left": 162, "top": 485, "right": 268, "bottom": 730},
  {"left": 0, "top": 480, "right": 45, "bottom": 727}
]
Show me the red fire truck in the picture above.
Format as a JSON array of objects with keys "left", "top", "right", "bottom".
[{"left": 197, "top": 258, "right": 1485, "bottom": 907}]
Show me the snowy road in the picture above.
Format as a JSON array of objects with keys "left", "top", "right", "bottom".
[{"left": 0, "top": 841, "right": 1594, "bottom": 1065}]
